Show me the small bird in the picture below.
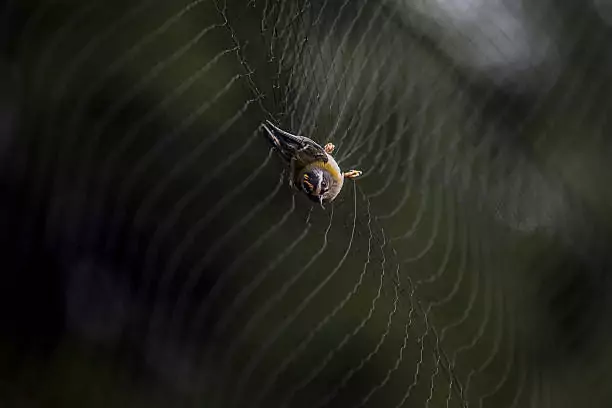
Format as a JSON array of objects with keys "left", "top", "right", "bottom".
[{"left": 261, "top": 120, "right": 363, "bottom": 206}]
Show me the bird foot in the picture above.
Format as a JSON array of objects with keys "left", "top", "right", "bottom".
[{"left": 343, "top": 169, "right": 363, "bottom": 179}]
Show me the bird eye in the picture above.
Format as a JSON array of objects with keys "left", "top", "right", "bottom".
[{"left": 320, "top": 180, "right": 328, "bottom": 193}]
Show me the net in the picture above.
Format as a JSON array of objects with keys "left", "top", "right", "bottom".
[{"left": 2, "top": 1, "right": 612, "bottom": 407}]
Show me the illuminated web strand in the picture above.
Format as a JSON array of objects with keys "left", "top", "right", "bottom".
[
  {"left": 478, "top": 337, "right": 515, "bottom": 408},
  {"left": 310, "top": 259, "right": 403, "bottom": 408},
  {"left": 161, "top": 138, "right": 276, "bottom": 331},
  {"left": 393, "top": 311, "right": 433, "bottom": 408},
  {"left": 374, "top": 148, "right": 418, "bottom": 219},
  {"left": 47, "top": 0, "right": 202, "bottom": 244},
  {"left": 39, "top": 0, "right": 532, "bottom": 404},
  {"left": 130, "top": 91, "right": 257, "bottom": 236},
  {"left": 364, "top": 242, "right": 465, "bottom": 407},
  {"left": 377, "top": 115, "right": 445, "bottom": 221},
  {"left": 338, "top": 66, "right": 431, "bottom": 165},
  {"left": 329, "top": 5, "right": 417, "bottom": 161},
  {"left": 507, "top": 329, "right": 528, "bottom": 408},
  {"left": 192, "top": 199, "right": 311, "bottom": 395},
  {"left": 294, "top": 0, "right": 355, "bottom": 133},
  {"left": 14, "top": 1, "right": 99, "bottom": 255},
  {"left": 24, "top": 0, "right": 215, "bottom": 256},
  {"left": 302, "top": 0, "right": 375, "bottom": 136},
  {"left": 322, "top": 1, "right": 394, "bottom": 144},
  {"left": 164, "top": 170, "right": 286, "bottom": 313},
  {"left": 78, "top": 24, "right": 223, "bottom": 249},
  {"left": 105, "top": 76, "right": 244, "bottom": 253},
  {"left": 358, "top": 118, "right": 398, "bottom": 180},
  {"left": 136, "top": 126, "right": 260, "bottom": 267},
  {"left": 400, "top": 185, "right": 443, "bottom": 265},
  {"left": 439, "top": 236, "right": 483, "bottom": 404},
  {"left": 476, "top": 299, "right": 514, "bottom": 408},
  {"left": 416, "top": 192, "right": 456, "bottom": 288},
  {"left": 216, "top": 215, "right": 356, "bottom": 406},
  {"left": 302, "top": 13, "right": 478, "bottom": 402},
  {"left": 99, "top": 5, "right": 234, "bottom": 239},
  {"left": 340, "top": 81, "right": 410, "bottom": 170},
  {"left": 438, "top": 225, "right": 488, "bottom": 401},
  {"left": 417, "top": 195, "right": 474, "bottom": 407},
  {"left": 203, "top": 206, "right": 334, "bottom": 406},
  {"left": 442, "top": 245, "right": 492, "bottom": 334},
  {"left": 314, "top": 293, "right": 406, "bottom": 408},
  {"left": 372, "top": 107, "right": 423, "bottom": 190},
  {"left": 360, "top": 110, "right": 414, "bottom": 188},
  {"left": 439, "top": 128, "right": 510, "bottom": 406},
  {"left": 339, "top": 27, "right": 468, "bottom": 164},
  {"left": 183, "top": 194, "right": 300, "bottom": 349},
  {"left": 275, "top": 1, "right": 322, "bottom": 120},
  {"left": 462, "top": 283, "right": 504, "bottom": 403},
  {"left": 265, "top": 113, "right": 401, "bottom": 406},
  {"left": 367, "top": 146, "right": 401, "bottom": 195},
  {"left": 251, "top": 187, "right": 380, "bottom": 408},
  {"left": 147, "top": 169, "right": 285, "bottom": 340},
  {"left": 214, "top": 0, "right": 272, "bottom": 117},
  {"left": 224, "top": 185, "right": 359, "bottom": 408},
  {"left": 123, "top": 75, "right": 252, "bottom": 297},
  {"left": 122, "top": 1, "right": 289, "bottom": 259},
  {"left": 386, "top": 212, "right": 469, "bottom": 407},
  {"left": 19, "top": 1, "right": 103, "bottom": 252},
  {"left": 266, "top": 0, "right": 299, "bottom": 94},
  {"left": 441, "top": 227, "right": 471, "bottom": 406},
  {"left": 192, "top": 194, "right": 325, "bottom": 398},
  {"left": 356, "top": 297, "right": 417, "bottom": 408},
  {"left": 282, "top": 15, "right": 332, "bottom": 132},
  {"left": 333, "top": 32, "right": 407, "bottom": 165},
  {"left": 405, "top": 169, "right": 458, "bottom": 319},
  {"left": 278, "top": 0, "right": 334, "bottom": 130},
  {"left": 16, "top": 0, "right": 68, "bottom": 96},
  {"left": 350, "top": 115, "right": 401, "bottom": 187},
  {"left": 398, "top": 195, "right": 455, "bottom": 404},
  {"left": 11, "top": 1, "right": 600, "bottom": 407},
  {"left": 111, "top": 82, "right": 252, "bottom": 293},
  {"left": 428, "top": 354, "right": 446, "bottom": 407},
  {"left": 430, "top": 204, "right": 469, "bottom": 315},
  {"left": 273, "top": 0, "right": 311, "bottom": 51},
  {"left": 394, "top": 179, "right": 431, "bottom": 242},
  {"left": 312, "top": 185, "right": 457, "bottom": 408},
  {"left": 90, "top": 43, "right": 237, "bottom": 223}
]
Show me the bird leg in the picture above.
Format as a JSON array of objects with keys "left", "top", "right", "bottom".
[
  {"left": 288, "top": 159, "right": 298, "bottom": 189},
  {"left": 343, "top": 169, "right": 363, "bottom": 179},
  {"left": 324, "top": 143, "right": 335, "bottom": 154}
]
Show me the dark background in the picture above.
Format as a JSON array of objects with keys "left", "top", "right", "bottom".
[{"left": 2, "top": 0, "right": 612, "bottom": 407}]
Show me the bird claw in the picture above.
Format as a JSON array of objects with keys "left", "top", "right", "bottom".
[{"left": 324, "top": 143, "right": 335, "bottom": 154}]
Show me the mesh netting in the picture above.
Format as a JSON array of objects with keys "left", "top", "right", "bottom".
[{"left": 2, "top": 0, "right": 612, "bottom": 407}]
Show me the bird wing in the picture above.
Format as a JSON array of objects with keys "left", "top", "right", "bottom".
[{"left": 261, "top": 120, "right": 329, "bottom": 165}]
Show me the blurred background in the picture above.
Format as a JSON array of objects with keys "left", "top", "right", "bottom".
[{"left": 2, "top": 0, "right": 612, "bottom": 407}]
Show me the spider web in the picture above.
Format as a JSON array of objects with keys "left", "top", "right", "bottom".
[{"left": 4, "top": 0, "right": 612, "bottom": 407}]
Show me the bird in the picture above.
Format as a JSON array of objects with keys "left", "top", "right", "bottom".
[{"left": 261, "top": 120, "right": 363, "bottom": 207}]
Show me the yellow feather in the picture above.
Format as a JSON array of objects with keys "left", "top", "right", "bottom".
[
  {"left": 303, "top": 180, "right": 314, "bottom": 190},
  {"left": 311, "top": 160, "right": 342, "bottom": 182}
]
